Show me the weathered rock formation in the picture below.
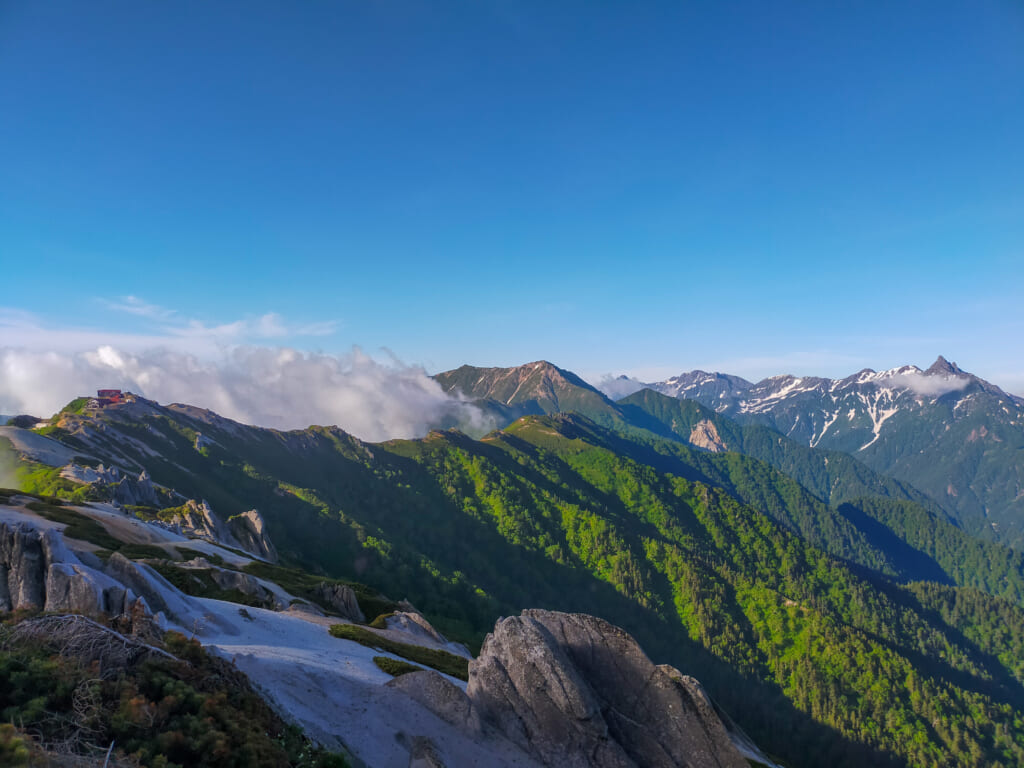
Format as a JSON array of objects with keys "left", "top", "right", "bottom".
[
  {"left": 1, "top": 522, "right": 138, "bottom": 617},
  {"left": 179, "top": 556, "right": 283, "bottom": 609},
  {"left": 465, "top": 609, "right": 750, "bottom": 768},
  {"left": 171, "top": 501, "right": 278, "bottom": 562},
  {"left": 688, "top": 419, "right": 727, "bottom": 453},
  {"left": 373, "top": 609, "right": 473, "bottom": 659},
  {"left": 658, "top": 665, "right": 781, "bottom": 767},
  {"left": 58, "top": 463, "right": 161, "bottom": 506},
  {"left": 172, "top": 499, "right": 228, "bottom": 542},
  {"left": 384, "top": 610, "right": 448, "bottom": 644},
  {"left": 386, "top": 670, "right": 484, "bottom": 734},
  {"left": 313, "top": 582, "right": 365, "bottom": 621},
  {"left": 227, "top": 509, "right": 278, "bottom": 563}
]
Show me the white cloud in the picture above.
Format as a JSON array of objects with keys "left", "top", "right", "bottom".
[
  {"left": 101, "top": 295, "right": 177, "bottom": 320},
  {"left": 878, "top": 371, "right": 971, "bottom": 397},
  {"left": 1, "top": 304, "right": 339, "bottom": 356},
  {"left": 0, "top": 302, "right": 479, "bottom": 440},
  {"left": 592, "top": 374, "right": 648, "bottom": 400},
  {"left": 0, "top": 345, "right": 495, "bottom": 442},
  {"left": 96, "top": 297, "right": 338, "bottom": 344},
  {"left": 164, "top": 312, "right": 336, "bottom": 342}
]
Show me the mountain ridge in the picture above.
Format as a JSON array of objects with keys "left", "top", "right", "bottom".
[
  {"left": 8, "top": 390, "right": 1024, "bottom": 765},
  {"left": 603, "top": 356, "right": 1024, "bottom": 546}
]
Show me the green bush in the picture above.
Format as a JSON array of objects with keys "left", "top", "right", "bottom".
[{"left": 0, "top": 723, "right": 30, "bottom": 766}]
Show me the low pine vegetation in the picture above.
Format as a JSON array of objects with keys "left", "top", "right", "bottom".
[{"left": 0, "top": 614, "right": 349, "bottom": 768}]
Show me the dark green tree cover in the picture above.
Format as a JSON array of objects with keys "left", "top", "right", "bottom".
[
  {"left": 541, "top": 413, "right": 1024, "bottom": 606},
  {"left": 839, "top": 497, "right": 1024, "bottom": 605},
  {"left": 28, "top": 402, "right": 1024, "bottom": 768}
]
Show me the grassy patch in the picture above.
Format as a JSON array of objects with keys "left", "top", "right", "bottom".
[
  {"left": 16, "top": 463, "right": 81, "bottom": 500},
  {"left": 176, "top": 546, "right": 224, "bottom": 564},
  {"left": 243, "top": 561, "right": 400, "bottom": 619},
  {"left": 150, "top": 562, "right": 269, "bottom": 608},
  {"left": 328, "top": 623, "right": 468, "bottom": 681},
  {"left": 124, "top": 503, "right": 161, "bottom": 518},
  {"left": 372, "top": 655, "right": 422, "bottom": 677},
  {"left": 20, "top": 502, "right": 170, "bottom": 561},
  {"left": 25, "top": 501, "right": 123, "bottom": 549},
  {"left": 58, "top": 397, "right": 90, "bottom": 416},
  {"left": 154, "top": 503, "right": 192, "bottom": 522},
  {"left": 368, "top": 612, "right": 394, "bottom": 629},
  {"left": 119, "top": 542, "right": 172, "bottom": 560}
]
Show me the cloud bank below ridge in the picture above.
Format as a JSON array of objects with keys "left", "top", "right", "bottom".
[{"left": 0, "top": 345, "right": 494, "bottom": 442}]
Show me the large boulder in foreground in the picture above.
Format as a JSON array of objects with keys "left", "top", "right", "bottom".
[{"left": 467, "top": 609, "right": 750, "bottom": 768}]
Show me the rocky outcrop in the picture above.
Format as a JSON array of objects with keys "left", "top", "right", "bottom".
[
  {"left": 171, "top": 502, "right": 278, "bottom": 562},
  {"left": 374, "top": 609, "right": 473, "bottom": 659},
  {"left": 383, "top": 611, "right": 447, "bottom": 644},
  {"left": 660, "top": 666, "right": 783, "bottom": 768},
  {"left": 172, "top": 499, "right": 228, "bottom": 542},
  {"left": 58, "top": 463, "right": 161, "bottom": 506},
  {"left": 313, "top": 582, "right": 365, "bottom": 622},
  {"left": 203, "top": 561, "right": 282, "bottom": 609},
  {"left": 227, "top": 510, "right": 278, "bottom": 563},
  {"left": 688, "top": 419, "right": 727, "bottom": 453},
  {"left": 103, "top": 552, "right": 170, "bottom": 616},
  {"left": 466, "top": 609, "right": 750, "bottom": 768},
  {"left": 46, "top": 561, "right": 128, "bottom": 615},
  {"left": 386, "top": 670, "right": 483, "bottom": 734},
  {"left": 1, "top": 522, "right": 139, "bottom": 617},
  {"left": 132, "top": 470, "right": 160, "bottom": 506},
  {"left": 0, "top": 521, "right": 47, "bottom": 610}
]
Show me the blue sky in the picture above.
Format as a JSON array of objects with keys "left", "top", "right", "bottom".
[{"left": 2, "top": 1, "right": 1023, "bottom": 393}]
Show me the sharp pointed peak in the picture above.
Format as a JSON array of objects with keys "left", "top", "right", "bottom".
[{"left": 925, "top": 356, "right": 965, "bottom": 376}]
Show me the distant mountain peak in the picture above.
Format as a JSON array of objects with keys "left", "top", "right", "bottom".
[
  {"left": 434, "top": 360, "right": 614, "bottom": 416},
  {"left": 926, "top": 355, "right": 965, "bottom": 376}
]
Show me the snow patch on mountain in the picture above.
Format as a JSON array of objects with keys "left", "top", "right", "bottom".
[
  {"left": 810, "top": 409, "right": 840, "bottom": 448},
  {"left": 858, "top": 397, "right": 899, "bottom": 451}
]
